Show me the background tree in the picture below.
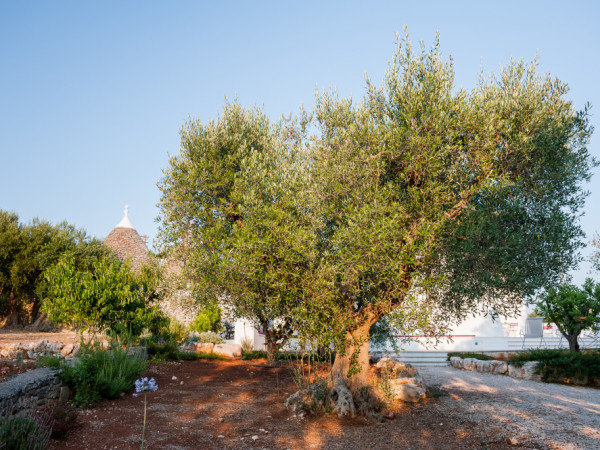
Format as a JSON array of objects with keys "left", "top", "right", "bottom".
[
  {"left": 591, "top": 233, "right": 600, "bottom": 272},
  {"left": 157, "top": 102, "right": 315, "bottom": 362},
  {"left": 297, "top": 33, "right": 594, "bottom": 413},
  {"left": 42, "top": 255, "right": 167, "bottom": 339},
  {"left": 536, "top": 279, "right": 600, "bottom": 352},
  {"left": 0, "top": 211, "right": 112, "bottom": 327}
]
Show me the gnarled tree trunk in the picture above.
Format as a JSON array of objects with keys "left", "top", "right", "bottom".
[{"left": 327, "top": 316, "right": 377, "bottom": 417}]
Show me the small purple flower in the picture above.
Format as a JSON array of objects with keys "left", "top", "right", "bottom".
[{"left": 133, "top": 377, "right": 158, "bottom": 396}]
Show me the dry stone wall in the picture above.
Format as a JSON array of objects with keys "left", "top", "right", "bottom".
[
  {"left": 450, "top": 356, "right": 541, "bottom": 381},
  {"left": 0, "top": 368, "right": 69, "bottom": 417},
  {"left": 0, "top": 340, "right": 80, "bottom": 360}
]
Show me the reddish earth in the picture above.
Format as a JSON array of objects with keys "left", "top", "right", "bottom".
[
  {"left": 49, "top": 359, "right": 518, "bottom": 450},
  {"left": 0, "top": 360, "right": 39, "bottom": 382}
]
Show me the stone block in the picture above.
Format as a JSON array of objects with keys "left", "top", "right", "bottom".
[
  {"left": 389, "top": 378, "right": 426, "bottom": 403},
  {"left": 462, "top": 358, "right": 478, "bottom": 371},
  {"left": 490, "top": 360, "right": 508, "bottom": 375},
  {"left": 34, "top": 339, "right": 49, "bottom": 353},
  {"left": 213, "top": 343, "right": 242, "bottom": 358},
  {"left": 61, "top": 344, "right": 74, "bottom": 356},
  {"left": 449, "top": 357, "right": 463, "bottom": 369},
  {"left": 508, "top": 361, "right": 541, "bottom": 381},
  {"left": 194, "top": 343, "right": 215, "bottom": 353}
]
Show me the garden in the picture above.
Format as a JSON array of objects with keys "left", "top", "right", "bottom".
[{"left": 1, "top": 30, "right": 600, "bottom": 449}]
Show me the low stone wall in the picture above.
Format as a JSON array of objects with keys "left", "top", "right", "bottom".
[
  {"left": 0, "top": 340, "right": 80, "bottom": 360},
  {"left": 449, "top": 356, "right": 541, "bottom": 381},
  {"left": 0, "top": 368, "right": 69, "bottom": 417}
]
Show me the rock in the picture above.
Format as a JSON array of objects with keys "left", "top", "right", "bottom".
[
  {"left": 389, "top": 378, "right": 427, "bottom": 403},
  {"left": 376, "top": 357, "right": 395, "bottom": 370},
  {"left": 508, "top": 362, "right": 541, "bottom": 381},
  {"left": 34, "top": 339, "right": 49, "bottom": 353},
  {"left": 61, "top": 344, "right": 74, "bottom": 356},
  {"left": 172, "top": 376, "right": 178, "bottom": 380},
  {"left": 462, "top": 358, "right": 478, "bottom": 371},
  {"left": 252, "top": 436, "right": 258, "bottom": 441},
  {"left": 490, "top": 360, "right": 508, "bottom": 375},
  {"left": 27, "top": 350, "right": 36, "bottom": 360},
  {"left": 475, "top": 360, "right": 491, "bottom": 373},
  {"left": 194, "top": 343, "right": 215, "bottom": 353},
  {"left": 449, "top": 356, "right": 463, "bottom": 369},
  {"left": 376, "top": 357, "right": 418, "bottom": 377},
  {"left": 179, "top": 343, "right": 195, "bottom": 353},
  {"left": 48, "top": 341, "right": 63, "bottom": 353},
  {"left": 508, "top": 437, "right": 519, "bottom": 445},
  {"left": 213, "top": 343, "right": 242, "bottom": 358},
  {"left": 72, "top": 343, "right": 81, "bottom": 356}
]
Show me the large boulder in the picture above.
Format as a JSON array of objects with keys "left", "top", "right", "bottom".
[
  {"left": 389, "top": 377, "right": 426, "bottom": 403},
  {"left": 376, "top": 357, "right": 418, "bottom": 378},
  {"left": 213, "top": 343, "right": 242, "bottom": 358},
  {"left": 508, "top": 361, "right": 541, "bottom": 381}
]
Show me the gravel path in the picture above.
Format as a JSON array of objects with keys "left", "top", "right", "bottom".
[{"left": 420, "top": 366, "right": 600, "bottom": 449}]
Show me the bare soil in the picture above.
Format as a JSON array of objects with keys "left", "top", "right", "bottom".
[
  {"left": 0, "top": 330, "right": 84, "bottom": 346},
  {"left": 50, "top": 359, "right": 520, "bottom": 450}
]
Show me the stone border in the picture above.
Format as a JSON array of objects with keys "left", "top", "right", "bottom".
[
  {"left": 1, "top": 340, "right": 80, "bottom": 360},
  {"left": 0, "top": 368, "right": 70, "bottom": 417},
  {"left": 449, "top": 356, "right": 541, "bottom": 381}
]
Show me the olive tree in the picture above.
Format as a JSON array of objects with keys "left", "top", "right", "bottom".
[
  {"left": 536, "top": 279, "right": 600, "bottom": 352},
  {"left": 157, "top": 102, "right": 315, "bottom": 363},
  {"left": 299, "top": 34, "right": 594, "bottom": 412}
]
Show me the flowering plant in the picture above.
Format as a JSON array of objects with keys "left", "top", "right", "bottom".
[{"left": 134, "top": 377, "right": 158, "bottom": 449}]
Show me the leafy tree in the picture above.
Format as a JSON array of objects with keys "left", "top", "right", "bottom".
[
  {"left": 42, "top": 255, "right": 167, "bottom": 338},
  {"left": 0, "top": 211, "right": 112, "bottom": 326},
  {"left": 158, "top": 33, "right": 594, "bottom": 414},
  {"left": 536, "top": 279, "right": 600, "bottom": 352},
  {"left": 158, "top": 101, "right": 315, "bottom": 363},
  {"left": 297, "top": 33, "right": 594, "bottom": 411}
]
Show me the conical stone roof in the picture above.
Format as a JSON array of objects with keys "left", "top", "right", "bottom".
[{"left": 104, "top": 205, "right": 148, "bottom": 270}]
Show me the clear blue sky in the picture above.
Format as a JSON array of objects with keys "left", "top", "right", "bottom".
[{"left": 1, "top": 1, "right": 599, "bottom": 283}]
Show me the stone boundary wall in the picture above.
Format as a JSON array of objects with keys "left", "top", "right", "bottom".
[
  {"left": 0, "top": 368, "right": 69, "bottom": 417},
  {"left": 1, "top": 339, "right": 80, "bottom": 360},
  {"left": 449, "top": 356, "right": 542, "bottom": 381}
]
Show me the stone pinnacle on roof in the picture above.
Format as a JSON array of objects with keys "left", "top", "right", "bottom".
[{"left": 116, "top": 204, "right": 134, "bottom": 229}]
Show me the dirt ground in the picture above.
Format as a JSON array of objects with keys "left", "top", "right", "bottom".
[
  {"left": 49, "top": 359, "right": 521, "bottom": 450},
  {"left": 0, "top": 330, "right": 84, "bottom": 346}
]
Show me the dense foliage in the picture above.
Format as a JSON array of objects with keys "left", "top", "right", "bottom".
[
  {"left": 189, "top": 303, "right": 223, "bottom": 333},
  {"left": 0, "top": 210, "right": 112, "bottom": 326},
  {"left": 158, "top": 102, "right": 315, "bottom": 362},
  {"left": 509, "top": 349, "right": 600, "bottom": 385},
  {"left": 535, "top": 279, "right": 600, "bottom": 351},
  {"left": 158, "top": 32, "right": 595, "bottom": 411},
  {"left": 42, "top": 255, "right": 168, "bottom": 338}
]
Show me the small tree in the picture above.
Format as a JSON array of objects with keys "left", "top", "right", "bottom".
[
  {"left": 42, "top": 255, "right": 167, "bottom": 339},
  {"left": 536, "top": 279, "right": 600, "bottom": 352}
]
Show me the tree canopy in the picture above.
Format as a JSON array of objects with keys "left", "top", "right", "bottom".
[
  {"left": 157, "top": 33, "right": 594, "bottom": 413},
  {"left": 0, "top": 210, "right": 112, "bottom": 326},
  {"left": 536, "top": 279, "right": 600, "bottom": 352}
]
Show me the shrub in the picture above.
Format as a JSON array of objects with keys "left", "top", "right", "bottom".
[
  {"left": 167, "top": 319, "right": 189, "bottom": 342},
  {"left": 59, "top": 345, "right": 147, "bottom": 407},
  {"left": 509, "top": 349, "right": 600, "bottom": 385},
  {"left": 194, "top": 331, "right": 224, "bottom": 344},
  {"left": 242, "top": 350, "right": 268, "bottom": 360},
  {"left": 189, "top": 306, "right": 223, "bottom": 333},
  {"left": 447, "top": 352, "right": 496, "bottom": 361},
  {"left": 0, "top": 413, "right": 52, "bottom": 450}
]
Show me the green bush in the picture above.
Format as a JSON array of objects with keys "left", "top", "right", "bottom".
[
  {"left": 0, "top": 413, "right": 51, "bottom": 450},
  {"left": 59, "top": 345, "right": 147, "bottom": 407},
  {"left": 189, "top": 306, "right": 222, "bottom": 333},
  {"left": 242, "top": 350, "right": 268, "bottom": 360},
  {"left": 193, "top": 331, "right": 224, "bottom": 344},
  {"left": 509, "top": 349, "right": 600, "bottom": 385},
  {"left": 447, "top": 352, "right": 496, "bottom": 361}
]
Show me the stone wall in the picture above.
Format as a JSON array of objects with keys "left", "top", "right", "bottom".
[
  {"left": 449, "top": 356, "right": 541, "bottom": 381},
  {"left": 0, "top": 340, "right": 80, "bottom": 360},
  {"left": 0, "top": 368, "right": 69, "bottom": 417}
]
